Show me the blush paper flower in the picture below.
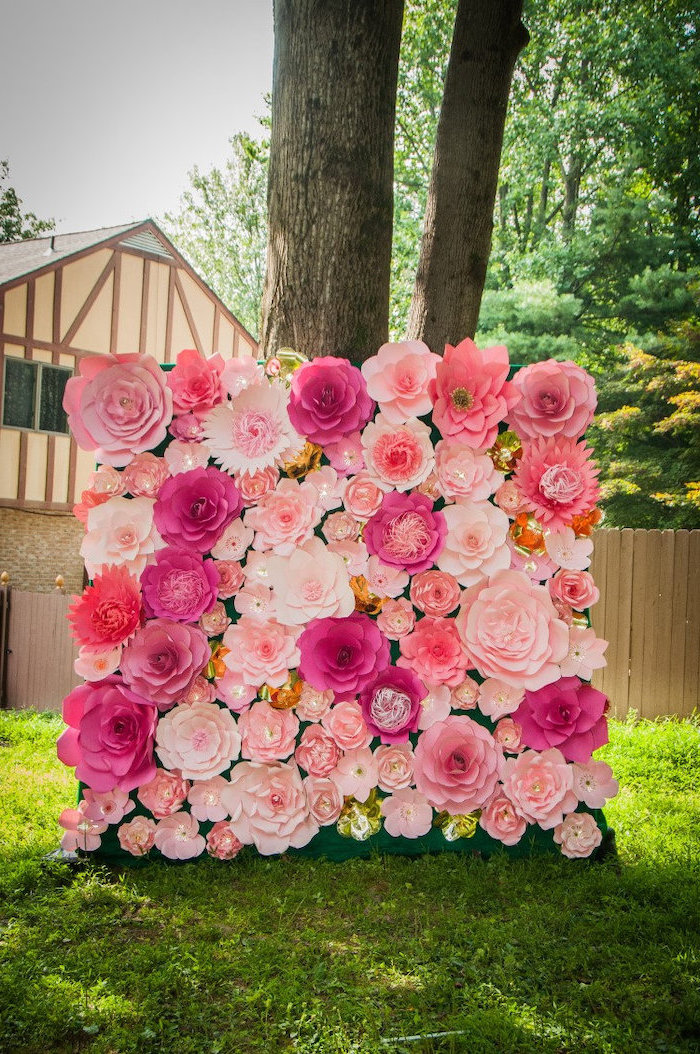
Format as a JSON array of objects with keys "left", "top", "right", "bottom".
[
  {"left": 361, "top": 340, "right": 440, "bottom": 423},
  {"left": 288, "top": 356, "right": 375, "bottom": 445},
  {"left": 381, "top": 789, "right": 433, "bottom": 838},
  {"left": 203, "top": 381, "right": 301, "bottom": 475},
  {"left": 238, "top": 700, "right": 300, "bottom": 762},
  {"left": 361, "top": 415, "right": 435, "bottom": 492},
  {"left": 553, "top": 811, "right": 602, "bottom": 858},
  {"left": 222, "top": 760, "right": 318, "bottom": 855},
  {"left": 154, "top": 467, "right": 243, "bottom": 553},
  {"left": 501, "top": 747, "right": 578, "bottom": 829},
  {"left": 156, "top": 700, "right": 241, "bottom": 780}
]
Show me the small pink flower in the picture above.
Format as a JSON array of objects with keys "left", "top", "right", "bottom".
[
  {"left": 59, "top": 803, "right": 107, "bottom": 852},
  {"left": 413, "top": 715, "right": 504, "bottom": 814},
  {"left": 164, "top": 439, "right": 212, "bottom": 474},
  {"left": 155, "top": 701, "right": 242, "bottom": 780},
  {"left": 80, "top": 787, "right": 135, "bottom": 825},
  {"left": 513, "top": 437, "right": 600, "bottom": 531},
  {"left": 429, "top": 339, "right": 520, "bottom": 450},
  {"left": 494, "top": 479, "right": 530, "bottom": 518},
  {"left": 418, "top": 685, "right": 453, "bottom": 729},
  {"left": 501, "top": 747, "right": 578, "bottom": 829},
  {"left": 494, "top": 717, "right": 523, "bottom": 753},
  {"left": 450, "top": 677, "right": 480, "bottom": 711},
  {"left": 342, "top": 472, "right": 384, "bottom": 519},
  {"left": 359, "top": 668, "right": 425, "bottom": 743},
  {"left": 295, "top": 724, "right": 341, "bottom": 777},
  {"left": 327, "top": 539, "right": 370, "bottom": 577},
  {"left": 304, "top": 466, "right": 343, "bottom": 512},
  {"left": 180, "top": 675, "right": 216, "bottom": 705},
  {"left": 376, "top": 597, "right": 416, "bottom": 639},
  {"left": 81, "top": 496, "right": 163, "bottom": 578},
  {"left": 572, "top": 760, "right": 619, "bottom": 808},
  {"left": 478, "top": 679, "right": 524, "bottom": 719},
  {"left": 322, "top": 700, "right": 372, "bottom": 750},
  {"left": 435, "top": 441, "right": 503, "bottom": 501},
  {"left": 210, "top": 518, "right": 254, "bottom": 561},
  {"left": 215, "top": 560, "right": 245, "bottom": 599},
  {"left": 381, "top": 789, "right": 433, "bottom": 838},
  {"left": 365, "top": 556, "right": 409, "bottom": 599},
  {"left": 246, "top": 478, "right": 322, "bottom": 555},
  {"left": 199, "top": 601, "right": 232, "bottom": 636},
  {"left": 560, "top": 627, "right": 608, "bottom": 680},
  {"left": 237, "top": 465, "right": 280, "bottom": 506},
  {"left": 154, "top": 811, "right": 206, "bottom": 859},
  {"left": 508, "top": 359, "right": 597, "bottom": 440},
  {"left": 295, "top": 683, "right": 334, "bottom": 722},
  {"left": 169, "top": 412, "right": 205, "bottom": 442},
  {"left": 375, "top": 742, "right": 415, "bottom": 791},
  {"left": 479, "top": 793, "right": 527, "bottom": 846},
  {"left": 437, "top": 500, "right": 510, "bottom": 587},
  {"left": 206, "top": 820, "right": 245, "bottom": 859},
  {"left": 222, "top": 760, "right": 318, "bottom": 855},
  {"left": 361, "top": 340, "right": 440, "bottom": 422},
  {"left": 304, "top": 776, "right": 344, "bottom": 826},
  {"left": 204, "top": 381, "right": 302, "bottom": 475},
  {"left": 74, "top": 645, "right": 122, "bottom": 681},
  {"left": 221, "top": 355, "right": 265, "bottom": 397},
  {"left": 322, "top": 511, "right": 361, "bottom": 543},
  {"left": 549, "top": 569, "right": 599, "bottom": 611},
  {"left": 545, "top": 528, "right": 593, "bottom": 570},
  {"left": 167, "top": 348, "right": 226, "bottom": 416},
  {"left": 121, "top": 452, "right": 169, "bottom": 497},
  {"left": 238, "top": 700, "right": 299, "bottom": 762},
  {"left": 325, "top": 431, "right": 365, "bottom": 475},
  {"left": 507, "top": 537, "right": 558, "bottom": 582},
  {"left": 223, "top": 617, "right": 300, "bottom": 688},
  {"left": 137, "top": 769, "right": 189, "bottom": 818},
  {"left": 398, "top": 617, "right": 469, "bottom": 688},
  {"left": 554, "top": 812, "right": 602, "bottom": 858},
  {"left": 215, "top": 670, "right": 257, "bottom": 713},
  {"left": 118, "top": 815, "right": 157, "bottom": 856},
  {"left": 233, "top": 581, "right": 275, "bottom": 620},
  {"left": 361, "top": 415, "right": 435, "bottom": 492},
  {"left": 188, "top": 776, "right": 232, "bottom": 821},
  {"left": 364, "top": 491, "right": 446, "bottom": 575},
  {"left": 331, "top": 747, "right": 379, "bottom": 803},
  {"left": 410, "top": 570, "right": 461, "bottom": 617}
]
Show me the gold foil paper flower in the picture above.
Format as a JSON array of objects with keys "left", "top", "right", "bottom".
[
  {"left": 337, "top": 789, "right": 383, "bottom": 840},
  {"left": 487, "top": 430, "right": 522, "bottom": 473},
  {"left": 433, "top": 810, "right": 480, "bottom": 841}
]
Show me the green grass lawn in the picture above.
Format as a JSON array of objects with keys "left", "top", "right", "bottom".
[{"left": 0, "top": 710, "right": 698, "bottom": 1054}]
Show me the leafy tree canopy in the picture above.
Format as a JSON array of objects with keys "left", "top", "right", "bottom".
[{"left": 1, "top": 160, "right": 54, "bottom": 243}]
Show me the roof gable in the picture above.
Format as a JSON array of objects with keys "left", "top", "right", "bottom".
[{"left": 0, "top": 222, "right": 144, "bottom": 286}]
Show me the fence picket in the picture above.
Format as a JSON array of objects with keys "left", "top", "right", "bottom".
[{"left": 683, "top": 531, "right": 700, "bottom": 716}]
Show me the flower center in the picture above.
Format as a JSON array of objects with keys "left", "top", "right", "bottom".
[
  {"left": 451, "top": 387, "right": 473, "bottom": 410},
  {"left": 383, "top": 512, "right": 432, "bottom": 561},
  {"left": 370, "top": 687, "right": 412, "bottom": 730}
]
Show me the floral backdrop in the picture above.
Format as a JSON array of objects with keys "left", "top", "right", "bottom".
[{"left": 57, "top": 340, "right": 617, "bottom": 863}]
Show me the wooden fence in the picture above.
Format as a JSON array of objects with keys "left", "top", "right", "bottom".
[{"left": 0, "top": 528, "right": 698, "bottom": 717}]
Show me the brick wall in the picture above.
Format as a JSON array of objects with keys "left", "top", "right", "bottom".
[{"left": 0, "top": 508, "right": 84, "bottom": 594}]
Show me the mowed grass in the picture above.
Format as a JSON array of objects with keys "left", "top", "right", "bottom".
[{"left": 0, "top": 709, "right": 698, "bottom": 1054}]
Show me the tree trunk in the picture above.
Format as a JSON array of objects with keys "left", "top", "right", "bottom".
[
  {"left": 261, "top": 0, "right": 404, "bottom": 363},
  {"left": 406, "top": 0, "right": 528, "bottom": 350}
]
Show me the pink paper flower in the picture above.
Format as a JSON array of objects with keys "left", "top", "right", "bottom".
[
  {"left": 304, "top": 776, "right": 343, "bottom": 826},
  {"left": 456, "top": 569, "right": 569, "bottom": 690},
  {"left": 375, "top": 742, "right": 415, "bottom": 791},
  {"left": 322, "top": 700, "right": 373, "bottom": 750},
  {"left": 59, "top": 803, "right": 107, "bottom": 852},
  {"left": 204, "top": 381, "right": 301, "bottom": 474},
  {"left": 81, "top": 496, "right": 163, "bottom": 578},
  {"left": 304, "top": 466, "right": 343, "bottom": 512},
  {"left": 63, "top": 353, "right": 173, "bottom": 466},
  {"left": 58, "top": 675, "right": 157, "bottom": 792},
  {"left": 245, "top": 478, "right": 322, "bottom": 555},
  {"left": 321, "top": 511, "right": 361, "bottom": 543},
  {"left": 169, "top": 412, "right": 205, "bottom": 442},
  {"left": 364, "top": 491, "right": 446, "bottom": 575},
  {"left": 137, "top": 768, "right": 189, "bottom": 817},
  {"left": 361, "top": 415, "right": 435, "bottom": 491},
  {"left": 141, "top": 547, "right": 219, "bottom": 622},
  {"left": 545, "top": 528, "right": 593, "bottom": 571},
  {"left": 121, "top": 452, "right": 169, "bottom": 497},
  {"left": 80, "top": 787, "right": 135, "bottom": 825},
  {"left": 215, "top": 560, "right": 245, "bottom": 599},
  {"left": 409, "top": 570, "right": 461, "bottom": 618},
  {"left": 418, "top": 685, "right": 453, "bottom": 729},
  {"left": 342, "top": 473, "right": 384, "bottom": 520},
  {"left": 513, "top": 437, "right": 600, "bottom": 531},
  {"left": 295, "top": 724, "right": 341, "bottom": 776},
  {"left": 572, "top": 760, "right": 619, "bottom": 808},
  {"left": 210, "top": 518, "right": 254, "bottom": 561},
  {"left": 359, "top": 667, "right": 425, "bottom": 743},
  {"left": 479, "top": 793, "right": 527, "bottom": 845},
  {"left": 330, "top": 747, "right": 379, "bottom": 802},
  {"left": 450, "top": 677, "right": 480, "bottom": 711},
  {"left": 154, "top": 467, "right": 243, "bottom": 553},
  {"left": 435, "top": 441, "right": 503, "bottom": 501},
  {"left": 365, "top": 556, "right": 408, "bottom": 598},
  {"left": 327, "top": 538, "right": 369, "bottom": 577},
  {"left": 549, "top": 569, "right": 599, "bottom": 611},
  {"left": 214, "top": 670, "right": 257, "bottom": 713},
  {"left": 233, "top": 581, "right": 275, "bottom": 620},
  {"left": 267, "top": 537, "right": 355, "bottom": 626},
  {"left": 167, "top": 348, "right": 225, "bottom": 416},
  {"left": 223, "top": 617, "right": 300, "bottom": 689},
  {"left": 222, "top": 760, "right": 318, "bottom": 855},
  {"left": 437, "top": 501, "right": 510, "bottom": 586},
  {"left": 507, "top": 536, "right": 558, "bottom": 582},
  {"left": 494, "top": 479, "right": 530, "bottom": 518},
  {"left": 513, "top": 676, "right": 608, "bottom": 763},
  {"left": 118, "top": 815, "right": 157, "bottom": 856},
  {"left": 154, "top": 811, "right": 206, "bottom": 859},
  {"left": 181, "top": 675, "right": 216, "bottom": 705},
  {"left": 494, "top": 717, "right": 523, "bottom": 753},
  {"left": 429, "top": 339, "right": 519, "bottom": 450},
  {"left": 68, "top": 565, "right": 142, "bottom": 653},
  {"left": 325, "top": 431, "right": 365, "bottom": 475},
  {"left": 295, "top": 683, "right": 334, "bottom": 722},
  {"left": 238, "top": 700, "right": 299, "bottom": 762},
  {"left": 361, "top": 340, "right": 440, "bottom": 423},
  {"left": 560, "top": 627, "right": 608, "bottom": 680},
  {"left": 199, "top": 601, "right": 231, "bottom": 636},
  {"left": 121, "top": 619, "right": 210, "bottom": 709},
  {"left": 206, "top": 820, "right": 245, "bottom": 859},
  {"left": 163, "top": 439, "right": 212, "bottom": 475},
  {"left": 188, "top": 776, "right": 231, "bottom": 821},
  {"left": 220, "top": 355, "right": 265, "bottom": 397},
  {"left": 376, "top": 597, "right": 416, "bottom": 639},
  {"left": 237, "top": 465, "right": 280, "bottom": 506},
  {"left": 508, "top": 359, "right": 597, "bottom": 440},
  {"left": 554, "top": 811, "right": 602, "bottom": 858},
  {"left": 398, "top": 617, "right": 469, "bottom": 688},
  {"left": 288, "top": 356, "right": 374, "bottom": 445},
  {"left": 381, "top": 789, "right": 433, "bottom": 838},
  {"left": 413, "top": 715, "right": 504, "bottom": 814},
  {"left": 478, "top": 678, "right": 524, "bottom": 719},
  {"left": 156, "top": 700, "right": 242, "bottom": 779},
  {"left": 74, "top": 645, "right": 122, "bottom": 681},
  {"left": 501, "top": 747, "right": 578, "bottom": 829},
  {"left": 298, "top": 613, "right": 390, "bottom": 699}
]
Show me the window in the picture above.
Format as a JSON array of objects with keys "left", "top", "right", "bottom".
[{"left": 2, "top": 358, "right": 72, "bottom": 434}]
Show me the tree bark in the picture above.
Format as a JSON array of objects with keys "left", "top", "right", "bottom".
[
  {"left": 406, "top": 0, "right": 528, "bottom": 350},
  {"left": 261, "top": 0, "right": 404, "bottom": 363}
]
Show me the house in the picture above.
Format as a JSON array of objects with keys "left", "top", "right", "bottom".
[{"left": 0, "top": 219, "right": 257, "bottom": 593}]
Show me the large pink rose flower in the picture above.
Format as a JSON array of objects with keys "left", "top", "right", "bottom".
[
  {"left": 154, "top": 467, "right": 243, "bottom": 553},
  {"left": 398, "top": 617, "right": 469, "bottom": 688},
  {"left": 58, "top": 675, "right": 157, "bottom": 792},
  {"left": 68, "top": 565, "right": 142, "bottom": 653},
  {"left": 501, "top": 747, "right": 578, "bottom": 829},
  {"left": 63, "top": 353, "right": 173, "bottom": 466},
  {"left": 409, "top": 570, "right": 461, "bottom": 617},
  {"left": 297, "top": 613, "right": 390, "bottom": 699},
  {"left": 358, "top": 667, "right": 425, "bottom": 743},
  {"left": 513, "top": 436, "right": 600, "bottom": 530},
  {"left": 512, "top": 676, "right": 608, "bottom": 763},
  {"left": 364, "top": 491, "right": 446, "bottom": 575},
  {"left": 238, "top": 700, "right": 300, "bottom": 762},
  {"left": 508, "top": 359, "right": 597, "bottom": 440},
  {"left": 222, "top": 760, "right": 319, "bottom": 855},
  {"left": 361, "top": 340, "right": 440, "bottom": 423},
  {"left": 203, "top": 381, "right": 302, "bottom": 475},
  {"left": 554, "top": 812, "right": 602, "bottom": 858},
  {"left": 429, "top": 339, "right": 519, "bottom": 450},
  {"left": 295, "top": 725, "right": 341, "bottom": 777},
  {"left": 245, "top": 478, "right": 322, "bottom": 555},
  {"left": 435, "top": 441, "right": 503, "bottom": 501},
  {"left": 437, "top": 500, "right": 510, "bottom": 586},
  {"left": 288, "top": 356, "right": 374, "bottom": 445},
  {"left": 267, "top": 537, "right": 354, "bottom": 625},
  {"left": 141, "top": 547, "right": 219, "bottom": 622},
  {"left": 456, "top": 569, "right": 568, "bottom": 690},
  {"left": 223, "top": 617, "right": 300, "bottom": 689},
  {"left": 167, "top": 348, "right": 225, "bottom": 416},
  {"left": 156, "top": 700, "right": 241, "bottom": 780},
  {"left": 120, "top": 618, "right": 210, "bottom": 709},
  {"left": 413, "top": 715, "right": 505, "bottom": 814},
  {"left": 361, "top": 415, "right": 435, "bottom": 492}
]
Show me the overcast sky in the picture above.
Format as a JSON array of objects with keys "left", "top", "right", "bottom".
[{"left": 1, "top": 0, "right": 273, "bottom": 234}]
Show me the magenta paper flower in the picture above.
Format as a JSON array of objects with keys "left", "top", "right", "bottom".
[
  {"left": 156, "top": 700, "right": 242, "bottom": 780},
  {"left": 120, "top": 618, "right": 210, "bottom": 709},
  {"left": 203, "top": 381, "right": 302, "bottom": 475},
  {"left": 512, "top": 676, "right": 608, "bottom": 763},
  {"left": 154, "top": 466, "right": 243, "bottom": 553},
  {"left": 166, "top": 348, "right": 225, "bottom": 416},
  {"left": 364, "top": 491, "right": 446, "bottom": 575},
  {"left": 398, "top": 617, "right": 469, "bottom": 688},
  {"left": 58, "top": 675, "right": 157, "bottom": 792},
  {"left": 429, "top": 339, "right": 519, "bottom": 450},
  {"left": 553, "top": 812, "right": 602, "bottom": 858},
  {"left": 63, "top": 353, "right": 173, "bottom": 466},
  {"left": 154, "top": 811, "right": 206, "bottom": 859},
  {"left": 238, "top": 701, "right": 299, "bottom": 762},
  {"left": 288, "top": 356, "right": 375, "bottom": 445},
  {"left": 361, "top": 415, "right": 435, "bottom": 492},
  {"left": 381, "top": 789, "right": 433, "bottom": 838},
  {"left": 359, "top": 667, "right": 425, "bottom": 743},
  {"left": 413, "top": 715, "right": 504, "bottom": 814},
  {"left": 478, "top": 792, "right": 526, "bottom": 846},
  {"left": 361, "top": 340, "right": 441, "bottom": 423},
  {"left": 137, "top": 769, "right": 189, "bottom": 818},
  {"left": 68, "top": 565, "right": 142, "bottom": 653},
  {"left": 456, "top": 569, "right": 569, "bottom": 691},
  {"left": 508, "top": 358, "right": 597, "bottom": 440},
  {"left": 117, "top": 815, "right": 157, "bottom": 856},
  {"left": 501, "top": 747, "right": 577, "bottom": 829},
  {"left": 435, "top": 441, "right": 503, "bottom": 502},
  {"left": 141, "top": 547, "right": 219, "bottom": 622},
  {"left": 437, "top": 500, "right": 510, "bottom": 586},
  {"left": 222, "top": 760, "right": 319, "bottom": 855},
  {"left": 223, "top": 617, "right": 300, "bottom": 689},
  {"left": 513, "top": 436, "right": 600, "bottom": 530},
  {"left": 297, "top": 613, "right": 390, "bottom": 699}
]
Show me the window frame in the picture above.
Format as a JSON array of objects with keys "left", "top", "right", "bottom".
[{"left": 1, "top": 356, "right": 73, "bottom": 436}]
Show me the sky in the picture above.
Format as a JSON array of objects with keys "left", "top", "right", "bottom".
[{"left": 1, "top": 0, "right": 273, "bottom": 234}]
